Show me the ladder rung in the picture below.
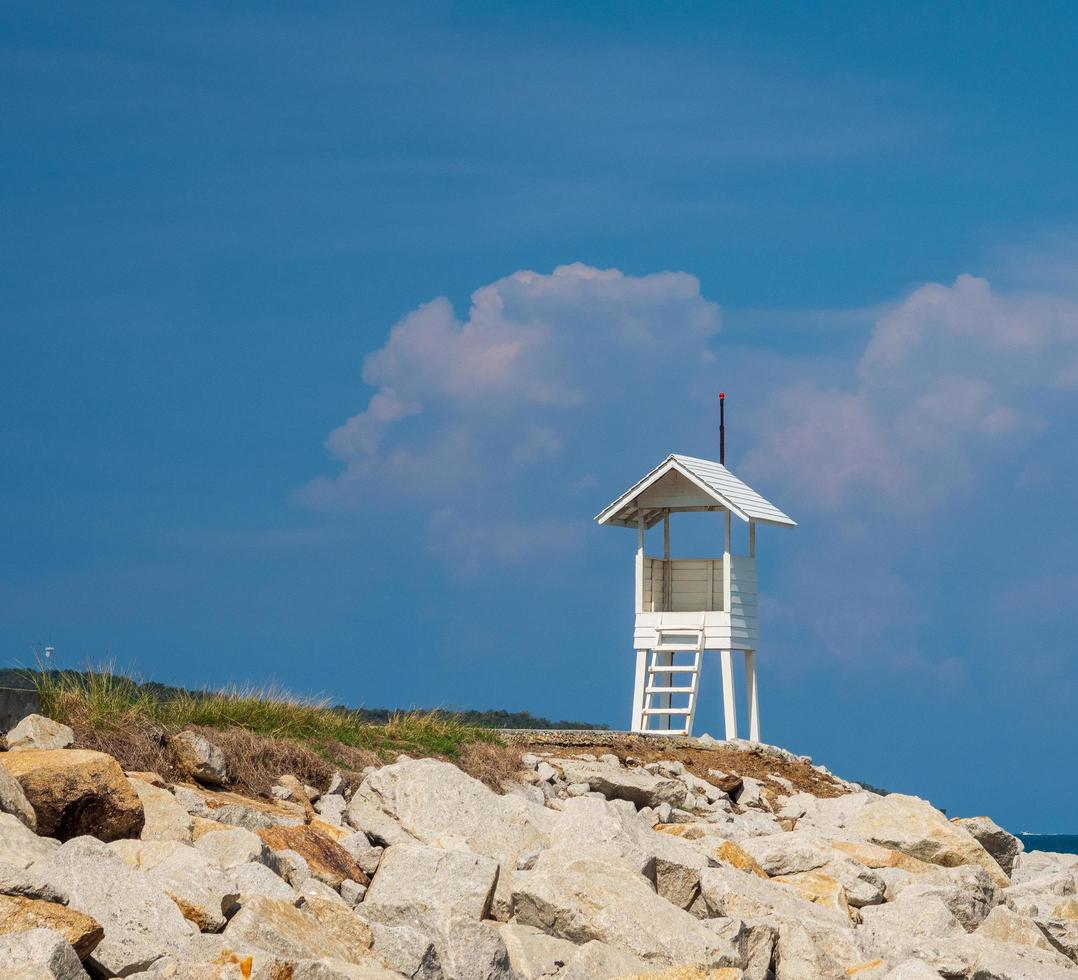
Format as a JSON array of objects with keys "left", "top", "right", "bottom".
[
  {"left": 645, "top": 686, "right": 695, "bottom": 695},
  {"left": 647, "top": 664, "right": 698, "bottom": 673},
  {"left": 642, "top": 707, "right": 692, "bottom": 715},
  {"left": 652, "top": 644, "right": 701, "bottom": 652}
]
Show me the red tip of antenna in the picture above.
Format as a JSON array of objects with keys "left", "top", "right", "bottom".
[{"left": 718, "top": 392, "right": 725, "bottom": 399}]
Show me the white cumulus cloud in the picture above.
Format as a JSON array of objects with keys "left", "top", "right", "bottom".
[
  {"left": 742, "top": 273, "right": 1078, "bottom": 509},
  {"left": 301, "top": 263, "right": 722, "bottom": 558}
]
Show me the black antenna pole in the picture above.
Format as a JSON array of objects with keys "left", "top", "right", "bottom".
[{"left": 719, "top": 391, "right": 726, "bottom": 464}]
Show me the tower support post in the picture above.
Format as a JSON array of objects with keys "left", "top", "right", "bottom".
[
  {"left": 630, "top": 649, "right": 648, "bottom": 732},
  {"left": 744, "top": 649, "right": 760, "bottom": 742},
  {"left": 720, "top": 649, "right": 738, "bottom": 739}
]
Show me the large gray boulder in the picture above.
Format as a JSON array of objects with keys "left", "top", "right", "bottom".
[
  {"left": 4, "top": 714, "right": 74, "bottom": 752},
  {"left": 35, "top": 835, "right": 194, "bottom": 976},
  {"left": 545, "top": 795, "right": 708, "bottom": 909},
  {"left": 807, "top": 857, "right": 887, "bottom": 908},
  {"left": 846, "top": 794, "right": 1010, "bottom": 886},
  {"left": 1002, "top": 868, "right": 1077, "bottom": 918},
  {"left": 1011, "top": 849, "right": 1078, "bottom": 885},
  {"left": 169, "top": 732, "right": 228, "bottom": 788},
  {"left": 975, "top": 903, "right": 1069, "bottom": 957},
  {"left": 0, "top": 927, "right": 88, "bottom": 980},
  {"left": 354, "top": 758, "right": 555, "bottom": 868},
  {"left": 888, "top": 863, "right": 999, "bottom": 931},
  {"left": 738, "top": 830, "right": 834, "bottom": 876},
  {"left": 773, "top": 917, "right": 872, "bottom": 980},
  {"left": 906, "top": 934, "right": 1078, "bottom": 979},
  {"left": 140, "top": 842, "right": 239, "bottom": 932},
  {"left": 496, "top": 922, "right": 580, "bottom": 977},
  {"left": 697, "top": 865, "right": 865, "bottom": 979},
  {"left": 857, "top": 896, "right": 965, "bottom": 963},
  {"left": 223, "top": 860, "right": 298, "bottom": 906},
  {"left": 1038, "top": 914, "right": 1078, "bottom": 965},
  {"left": 697, "top": 864, "right": 850, "bottom": 930},
  {"left": 363, "top": 841, "right": 498, "bottom": 920},
  {"left": 552, "top": 759, "right": 688, "bottom": 810},
  {"left": 952, "top": 815, "right": 1023, "bottom": 877},
  {"left": 193, "top": 826, "right": 280, "bottom": 872},
  {"left": 0, "top": 762, "right": 37, "bottom": 830},
  {"left": 0, "top": 859, "right": 69, "bottom": 903},
  {"left": 127, "top": 778, "right": 194, "bottom": 843},
  {"left": 345, "top": 797, "right": 417, "bottom": 847},
  {"left": 0, "top": 811, "right": 59, "bottom": 868},
  {"left": 511, "top": 853, "right": 744, "bottom": 969}
]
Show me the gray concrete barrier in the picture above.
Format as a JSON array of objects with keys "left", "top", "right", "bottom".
[{"left": 0, "top": 686, "right": 41, "bottom": 732}]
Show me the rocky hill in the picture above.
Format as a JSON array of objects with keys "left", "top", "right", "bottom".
[{"left": 1, "top": 713, "right": 1076, "bottom": 979}]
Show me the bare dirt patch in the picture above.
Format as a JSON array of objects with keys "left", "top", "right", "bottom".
[{"left": 508, "top": 733, "right": 849, "bottom": 800}]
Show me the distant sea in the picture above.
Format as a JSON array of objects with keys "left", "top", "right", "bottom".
[{"left": 1018, "top": 833, "right": 1078, "bottom": 856}]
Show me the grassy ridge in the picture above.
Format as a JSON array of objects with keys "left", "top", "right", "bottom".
[
  {"left": 1, "top": 668, "right": 606, "bottom": 732},
  {"left": 28, "top": 666, "right": 501, "bottom": 760}
]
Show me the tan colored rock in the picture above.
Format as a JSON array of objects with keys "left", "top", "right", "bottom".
[
  {"left": 952, "top": 814, "right": 1022, "bottom": 876},
  {"left": 513, "top": 854, "right": 744, "bottom": 968},
  {"left": 255, "top": 823, "right": 370, "bottom": 888},
  {"left": 0, "top": 894, "right": 103, "bottom": 960},
  {"left": 299, "top": 894, "right": 375, "bottom": 951},
  {"left": 222, "top": 894, "right": 375, "bottom": 964},
  {"left": 975, "top": 904, "right": 1064, "bottom": 955},
  {"left": 123, "top": 770, "right": 167, "bottom": 786},
  {"left": 3, "top": 714, "right": 73, "bottom": 752},
  {"left": 191, "top": 815, "right": 231, "bottom": 839},
  {"left": 128, "top": 777, "right": 194, "bottom": 843},
  {"left": 830, "top": 839, "right": 935, "bottom": 874},
  {"left": 846, "top": 794, "right": 1009, "bottom": 887},
  {"left": 655, "top": 823, "right": 707, "bottom": 840},
  {"left": 275, "top": 774, "right": 316, "bottom": 821},
  {"left": 108, "top": 837, "right": 183, "bottom": 870},
  {"left": 309, "top": 816, "right": 351, "bottom": 841},
  {"left": 0, "top": 749, "right": 144, "bottom": 842},
  {"left": 773, "top": 870, "right": 852, "bottom": 918},
  {"left": 612, "top": 968, "right": 744, "bottom": 979},
  {"left": 713, "top": 840, "right": 768, "bottom": 878}
]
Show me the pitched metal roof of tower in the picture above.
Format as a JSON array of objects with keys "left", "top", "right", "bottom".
[{"left": 594, "top": 453, "right": 796, "bottom": 529}]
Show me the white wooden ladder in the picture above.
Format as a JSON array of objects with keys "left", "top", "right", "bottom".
[{"left": 639, "top": 623, "right": 704, "bottom": 736}]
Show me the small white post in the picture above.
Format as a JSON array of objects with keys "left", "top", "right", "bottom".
[
  {"left": 720, "top": 649, "right": 738, "bottom": 739},
  {"left": 635, "top": 510, "right": 645, "bottom": 614},
  {"left": 723, "top": 510, "right": 732, "bottom": 613},
  {"left": 744, "top": 649, "right": 760, "bottom": 742},
  {"left": 662, "top": 509, "right": 671, "bottom": 612},
  {"left": 630, "top": 649, "right": 648, "bottom": 732}
]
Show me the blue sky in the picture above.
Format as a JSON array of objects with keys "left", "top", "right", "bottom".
[{"left": 3, "top": 2, "right": 1077, "bottom": 830}]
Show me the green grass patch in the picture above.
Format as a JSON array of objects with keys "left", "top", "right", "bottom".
[{"left": 28, "top": 662, "right": 502, "bottom": 760}]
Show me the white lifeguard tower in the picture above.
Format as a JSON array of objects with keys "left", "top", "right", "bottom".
[{"left": 594, "top": 402, "right": 795, "bottom": 740}]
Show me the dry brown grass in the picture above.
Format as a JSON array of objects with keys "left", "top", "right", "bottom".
[{"left": 456, "top": 741, "right": 526, "bottom": 791}]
